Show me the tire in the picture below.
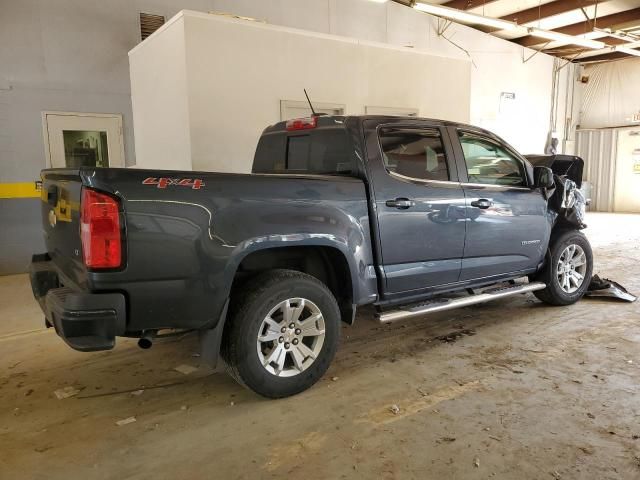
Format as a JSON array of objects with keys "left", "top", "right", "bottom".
[
  {"left": 534, "top": 230, "right": 593, "bottom": 306},
  {"left": 221, "top": 269, "right": 340, "bottom": 398}
]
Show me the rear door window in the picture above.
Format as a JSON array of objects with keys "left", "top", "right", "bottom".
[{"left": 378, "top": 127, "right": 450, "bottom": 182}]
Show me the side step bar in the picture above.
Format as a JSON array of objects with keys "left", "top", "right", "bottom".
[{"left": 378, "top": 282, "right": 546, "bottom": 324}]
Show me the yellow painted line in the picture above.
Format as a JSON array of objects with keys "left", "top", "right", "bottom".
[{"left": 0, "top": 182, "right": 41, "bottom": 199}]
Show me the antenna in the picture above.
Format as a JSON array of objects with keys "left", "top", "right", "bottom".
[{"left": 304, "top": 89, "right": 318, "bottom": 117}]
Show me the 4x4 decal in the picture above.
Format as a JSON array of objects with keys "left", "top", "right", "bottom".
[{"left": 142, "top": 177, "right": 205, "bottom": 190}]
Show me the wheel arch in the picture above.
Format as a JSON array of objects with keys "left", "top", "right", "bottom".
[{"left": 229, "top": 245, "right": 357, "bottom": 325}]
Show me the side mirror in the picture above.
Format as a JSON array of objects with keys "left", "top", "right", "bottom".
[{"left": 533, "top": 166, "right": 554, "bottom": 189}]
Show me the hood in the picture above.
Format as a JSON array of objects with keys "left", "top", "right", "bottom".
[{"left": 525, "top": 154, "right": 584, "bottom": 188}]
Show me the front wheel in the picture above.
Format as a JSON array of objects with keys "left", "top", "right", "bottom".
[
  {"left": 221, "top": 269, "right": 340, "bottom": 398},
  {"left": 534, "top": 230, "right": 593, "bottom": 306}
]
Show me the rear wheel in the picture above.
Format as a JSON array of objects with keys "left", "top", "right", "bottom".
[
  {"left": 534, "top": 230, "right": 593, "bottom": 306},
  {"left": 221, "top": 269, "right": 340, "bottom": 398}
]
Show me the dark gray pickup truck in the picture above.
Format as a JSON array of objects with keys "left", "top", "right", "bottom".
[{"left": 30, "top": 115, "right": 592, "bottom": 397}]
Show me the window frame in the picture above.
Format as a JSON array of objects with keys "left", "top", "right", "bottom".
[
  {"left": 453, "top": 128, "right": 531, "bottom": 189},
  {"left": 376, "top": 124, "right": 459, "bottom": 185}
]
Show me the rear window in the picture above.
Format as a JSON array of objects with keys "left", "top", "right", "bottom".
[{"left": 253, "top": 128, "right": 354, "bottom": 175}]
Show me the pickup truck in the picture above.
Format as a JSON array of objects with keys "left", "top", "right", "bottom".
[{"left": 30, "top": 115, "right": 592, "bottom": 398}]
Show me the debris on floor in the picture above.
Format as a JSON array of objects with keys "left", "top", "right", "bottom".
[
  {"left": 174, "top": 364, "right": 198, "bottom": 375},
  {"left": 586, "top": 275, "right": 637, "bottom": 302},
  {"left": 389, "top": 404, "right": 400, "bottom": 415},
  {"left": 115, "top": 416, "right": 137, "bottom": 426},
  {"left": 473, "top": 457, "right": 480, "bottom": 468},
  {"left": 130, "top": 389, "right": 144, "bottom": 396},
  {"left": 435, "top": 329, "right": 476, "bottom": 344},
  {"left": 53, "top": 386, "right": 80, "bottom": 400}
]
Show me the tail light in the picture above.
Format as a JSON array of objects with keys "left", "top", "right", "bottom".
[
  {"left": 286, "top": 116, "right": 317, "bottom": 131},
  {"left": 81, "top": 188, "right": 122, "bottom": 269}
]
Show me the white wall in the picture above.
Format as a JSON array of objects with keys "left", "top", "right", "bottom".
[
  {"left": 209, "top": 0, "right": 557, "bottom": 154},
  {"left": 175, "top": 12, "right": 471, "bottom": 173},
  {"left": 130, "top": 11, "right": 471, "bottom": 172},
  {"left": 129, "top": 16, "right": 192, "bottom": 171},
  {"left": 581, "top": 57, "right": 640, "bottom": 129}
]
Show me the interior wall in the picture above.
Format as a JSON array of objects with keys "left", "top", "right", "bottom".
[
  {"left": 212, "top": 0, "right": 557, "bottom": 155},
  {"left": 170, "top": 12, "right": 471, "bottom": 173},
  {"left": 614, "top": 127, "right": 640, "bottom": 213},
  {"left": 581, "top": 58, "right": 640, "bottom": 129}
]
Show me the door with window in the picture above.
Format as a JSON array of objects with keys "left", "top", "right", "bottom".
[
  {"left": 450, "top": 128, "right": 550, "bottom": 281},
  {"left": 365, "top": 120, "right": 466, "bottom": 295},
  {"left": 43, "top": 112, "right": 125, "bottom": 168}
]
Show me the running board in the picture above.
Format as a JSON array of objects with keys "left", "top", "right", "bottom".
[{"left": 378, "top": 282, "right": 546, "bottom": 324}]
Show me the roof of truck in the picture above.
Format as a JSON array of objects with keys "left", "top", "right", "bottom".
[{"left": 262, "top": 115, "right": 498, "bottom": 139}]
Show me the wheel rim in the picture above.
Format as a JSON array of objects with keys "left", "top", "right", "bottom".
[
  {"left": 256, "top": 298, "right": 326, "bottom": 377},
  {"left": 556, "top": 244, "right": 587, "bottom": 294}
]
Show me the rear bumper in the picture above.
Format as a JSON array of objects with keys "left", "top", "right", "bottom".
[{"left": 30, "top": 254, "right": 126, "bottom": 352}]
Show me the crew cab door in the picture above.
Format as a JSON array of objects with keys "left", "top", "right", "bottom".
[
  {"left": 363, "top": 119, "right": 466, "bottom": 296},
  {"left": 448, "top": 127, "right": 551, "bottom": 281}
]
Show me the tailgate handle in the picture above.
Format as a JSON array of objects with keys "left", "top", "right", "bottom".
[{"left": 47, "top": 185, "right": 58, "bottom": 207}]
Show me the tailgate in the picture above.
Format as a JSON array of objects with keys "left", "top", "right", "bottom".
[{"left": 40, "top": 169, "right": 87, "bottom": 288}]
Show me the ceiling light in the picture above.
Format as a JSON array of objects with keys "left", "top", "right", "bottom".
[
  {"left": 414, "top": 2, "right": 519, "bottom": 31},
  {"left": 615, "top": 46, "right": 640, "bottom": 57},
  {"left": 528, "top": 28, "right": 605, "bottom": 49}
]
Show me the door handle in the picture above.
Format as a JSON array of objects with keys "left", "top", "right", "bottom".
[
  {"left": 386, "top": 198, "right": 414, "bottom": 209},
  {"left": 470, "top": 198, "right": 492, "bottom": 209}
]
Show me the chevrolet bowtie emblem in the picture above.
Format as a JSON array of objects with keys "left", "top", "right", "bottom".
[{"left": 48, "top": 209, "right": 57, "bottom": 228}]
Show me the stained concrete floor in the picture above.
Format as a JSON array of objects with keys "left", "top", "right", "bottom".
[{"left": 1, "top": 212, "right": 639, "bottom": 480}]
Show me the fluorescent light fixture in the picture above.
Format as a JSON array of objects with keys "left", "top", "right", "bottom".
[
  {"left": 528, "top": 28, "right": 605, "bottom": 49},
  {"left": 414, "top": 2, "right": 518, "bottom": 31},
  {"left": 615, "top": 46, "right": 640, "bottom": 57},
  {"left": 366, "top": 0, "right": 388, "bottom": 3}
]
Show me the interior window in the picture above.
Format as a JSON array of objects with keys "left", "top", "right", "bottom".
[
  {"left": 459, "top": 132, "right": 526, "bottom": 186},
  {"left": 379, "top": 127, "right": 449, "bottom": 182}
]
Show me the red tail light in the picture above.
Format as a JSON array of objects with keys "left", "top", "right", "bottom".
[
  {"left": 286, "top": 116, "right": 317, "bottom": 131},
  {"left": 81, "top": 188, "right": 122, "bottom": 269}
]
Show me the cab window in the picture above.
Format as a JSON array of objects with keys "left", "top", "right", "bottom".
[{"left": 459, "top": 132, "right": 526, "bottom": 186}]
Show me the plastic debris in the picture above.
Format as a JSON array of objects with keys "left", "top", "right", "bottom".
[
  {"left": 586, "top": 275, "right": 637, "bottom": 302},
  {"left": 473, "top": 457, "right": 480, "bottom": 468},
  {"left": 331, "top": 376, "right": 339, "bottom": 382},
  {"left": 130, "top": 389, "right": 144, "bottom": 396},
  {"left": 116, "top": 416, "right": 136, "bottom": 426},
  {"left": 390, "top": 404, "right": 400, "bottom": 415},
  {"left": 174, "top": 364, "right": 198, "bottom": 375},
  {"left": 54, "top": 386, "right": 80, "bottom": 400}
]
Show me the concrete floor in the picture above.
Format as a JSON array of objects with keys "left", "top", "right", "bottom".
[{"left": 1, "top": 212, "right": 639, "bottom": 479}]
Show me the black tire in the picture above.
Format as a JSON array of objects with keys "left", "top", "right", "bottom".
[
  {"left": 534, "top": 230, "right": 593, "bottom": 306},
  {"left": 221, "top": 269, "right": 340, "bottom": 398}
]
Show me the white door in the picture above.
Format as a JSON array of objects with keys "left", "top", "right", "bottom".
[{"left": 43, "top": 112, "right": 125, "bottom": 168}]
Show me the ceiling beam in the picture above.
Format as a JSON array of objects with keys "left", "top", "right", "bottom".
[
  {"left": 513, "top": 7, "right": 640, "bottom": 47},
  {"left": 576, "top": 50, "right": 637, "bottom": 62},
  {"left": 442, "top": 0, "right": 499, "bottom": 11},
  {"left": 500, "top": 0, "right": 599, "bottom": 25}
]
